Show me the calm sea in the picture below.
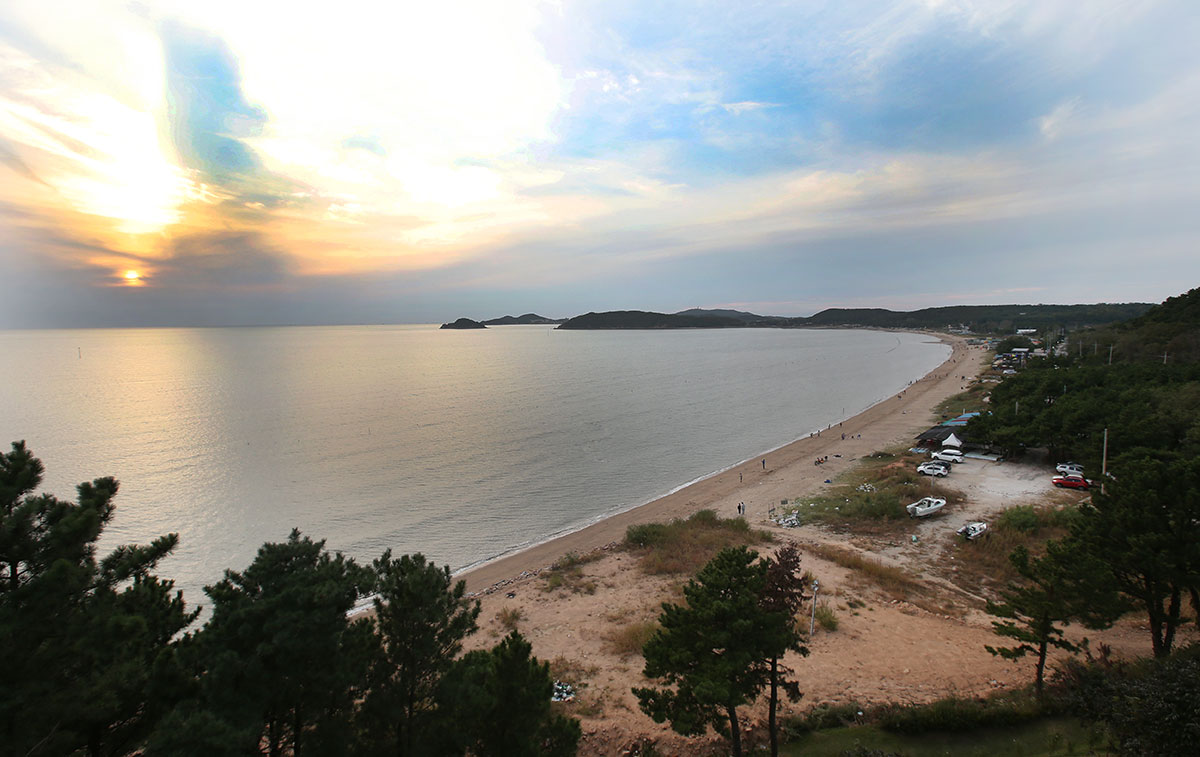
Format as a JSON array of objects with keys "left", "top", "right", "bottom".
[{"left": 0, "top": 325, "right": 947, "bottom": 607}]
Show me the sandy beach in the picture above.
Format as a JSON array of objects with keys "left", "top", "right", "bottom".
[
  {"left": 453, "top": 333, "right": 1180, "bottom": 754},
  {"left": 460, "top": 333, "right": 974, "bottom": 594}
]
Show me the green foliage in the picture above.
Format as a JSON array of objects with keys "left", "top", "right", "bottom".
[
  {"left": 358, "top": 550, "right": 480, "bottom": 755},
  {"left": 782, "top": 702, "right": 866, "bottom": 735},
  {"left": 181, "top": 530, "right": 375, "bottom": 756},
  {"left": 814, "top": 603, "right": 839, "bottom": 631},
  {"left": 1067, "top": 451, "right": 1200, "bottom": 657},
  {"left": 877, "top": 693, "right": 1045, "bottom": 735},
  {"left": 623, "top": 509, "right": 772, "bottom": 575},
  {"left": 986, "top": 539, "right": 1124, "bottom": 697},
  {"left": 1062, "top": 644, "right": 1200, "bottom": 755},
  {"left": 436, "top": 631, "right": 580, "bottom": 756},
  {"left": 0, "top": 441, "right": 195, "bottom": 757},
  {"left": 634, "top": 546, "right": 801, "bottom": 757}
]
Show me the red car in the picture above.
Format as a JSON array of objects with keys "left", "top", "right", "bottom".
[{"left": 1053, "top": 475, "right": 1091, "bottom": 490}]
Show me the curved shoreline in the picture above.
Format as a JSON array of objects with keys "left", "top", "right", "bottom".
[{"left": 458, "top": 332, "right": 974, "bottom": 594}]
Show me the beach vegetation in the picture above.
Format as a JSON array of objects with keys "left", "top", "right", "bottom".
[
  {"left": 541, "top": 550, "right": 601, "bottom": 594},
  {"left": 497, "top": 605, "right": 524, "bottom": 631},
  {"left": 783, "top": 452, "right": 965, "bottom": 530},
  {"left": 1060, "top": 642, "right": 1200, "bottom": 755},
  {"left": 158, "top": 529, "right": 375, "bottom": 756},
  {"left": 947, "top": 505, "right": 1077, "bottom": 590},
  {"left": 634, "top": 546, "right": 805, "bottom": 757},
  {"left": 0, "top": 440, "right": 196, "bottom": 757},
  {"left": 624, "top": 509, "right": 773, "bottom": 575},
  {"left": 358, "top": 550, "right": 480, "bottom": 755},
  {"left": 814, "top": 602, "right": 839, "bottom": 631},
  {"left": 760, "top": 544, "right": 811, "bottom": 757},
  {"left": 984, "top": 542, "right": 1122, "bottom": 698},
  {"left": 435, "top": 631, "right": 581, "bottom": 755},
  {"left": 604, "top": 619, "right": 660, "bottom": 657}
]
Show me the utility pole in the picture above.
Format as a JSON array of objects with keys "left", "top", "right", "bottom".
[
  {"left": 1101, "top": 428, "right": 1109, "bottom": 495},
  {"left": 1108, "top": 344, "right": 1114, "bottom": 365},
  {"left": 809, "top": 580, "right": 820, "bottom": 636}
]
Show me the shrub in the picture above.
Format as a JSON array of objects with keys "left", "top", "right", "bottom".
[
  {"left": 623, "top": 510, "right": 771, "bottom": 575},
  {"left": 497, "top": 606, "right": 523, "bottom": 631},
  {"left": 877, "top": 693, "right": 1043, "bottom": 734},
  {"left": 814, "top": 603, "right": 838, "bottom": 631},
  {"left": 604, "top": 620, "right": 660, "bottom": 658},
  {"left": 782, "top": 702, "right": 866, "bottom": 735}
]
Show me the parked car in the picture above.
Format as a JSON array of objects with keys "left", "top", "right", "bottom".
[
  {"left": 917, "top": 461, "right": 950, "bottom": 477},
  {"left": 906, "top": 496, "right": 946, "bottom": 518},
  {"left": 1052, "top": 474, "right": 1092, "bottom": 490},
  {"left": 957, "top": 522, "right": 989, "bottom": 540},
  {"left": 1056, "top": 462, "right": 1084, "bottom": 475},
  {"left": 930, "top": 449, "right": 964, "bottom": 464}
]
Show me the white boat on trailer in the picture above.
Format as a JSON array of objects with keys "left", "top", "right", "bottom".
[{"left": 906, "top": 496, "right": 946, "bottom": 518}]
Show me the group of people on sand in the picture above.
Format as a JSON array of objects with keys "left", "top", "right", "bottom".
[{"left": 814, "top": 456, "right": 829, "bottom": 465}]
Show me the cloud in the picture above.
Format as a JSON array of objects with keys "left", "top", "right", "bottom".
[{"left": 159, "top": 21, "right": 266, "bottom": 181}]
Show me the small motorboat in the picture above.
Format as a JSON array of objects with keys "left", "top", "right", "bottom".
[{"left": 906, "top": 496, "right": 946, "bottom": 518}]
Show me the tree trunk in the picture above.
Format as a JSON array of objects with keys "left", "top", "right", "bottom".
[
  {"left": 1162, "top": 588, "right": 1182, "bottom": 657},
  {"left": 1190, "top": 588, "right": 1200, "bottom": 628},
  {"left": 1035, "top": 638, "right": 1048, "bottom": 699},
  {"left": 768, "top": 656, "right": 785, "bottom": 757},
  {"left": 725, "top": 704, "right": 742, "bottom": 757}
]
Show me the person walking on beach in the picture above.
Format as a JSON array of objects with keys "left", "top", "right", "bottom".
[
  {"left": 739, "top": 472, "right": 743, "bottom": 483},
  {"left": 762, "top": 458, "right": 766, "bottom": 469}
]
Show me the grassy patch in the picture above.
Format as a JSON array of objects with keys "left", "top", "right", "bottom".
[
  {"left": 876, "top": 693, "right": 1045, "bottom": 734},
  {"left": 933, "top": 381, "right": 991, "bottom": 420},
  {"left": 781, "top": 450, "right": 964, "bottom": 530},
  {"left": 948, "top": 505, "right": 1078, "bottom": 591},
  {"left": 540, "top": 550, "right": 602, "bottom": 594},
  {"left": 814, "top": 602, "right": 839, "bottom": 631},
  {"left": 604, "top": 619, "right": 660, "bottom": 658},
  {"left": 623, "top": 510, "right": 773, "bottom": 575},
  {"left": 805, "top": 542, "right": 959, "bottom": 616},
  {"left": 496, "top": 606, "right": 522, "bottom": 631},
  {"left": 805, "top": 543, "right": 924, "bottom": 600},
  {"left": 781, "top": 718, "right": 1098, "bottom": 757}
]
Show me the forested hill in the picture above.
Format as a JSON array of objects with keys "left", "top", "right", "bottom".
[
  {"left": 1078, "top": 286, "right": 1200, "bottom": 363},
  {"left": 800, "top": 303, "right": 1151, "bottom": 332},
  {"left": 481, "top": 313, "right": 563, "bottom": 325},
  {"left": 557, "top": 310, "right": 743, "bottom": 329}
]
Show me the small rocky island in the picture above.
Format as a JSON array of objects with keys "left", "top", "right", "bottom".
[{"left": 439, "top": 318, "right": 487, "bottom": 329}]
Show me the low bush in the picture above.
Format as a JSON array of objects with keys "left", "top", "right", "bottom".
[
  {"left": 783, "top": 702, "right": 866, "bottom": 735},
  {"left": 814, "top": 603, "right": 838, "bottom": 632},
  {"left": 497, "top": 606, "right": 523, "bottom": 631},
  {"left": 877, "top": 693, "right": 1044, "bottom": 735},
  {"left": 623, "top": 510, "right": 772, "bottom": 575},
  {"left": 604, "top": 620, "right": 660, "bottom": 658}
]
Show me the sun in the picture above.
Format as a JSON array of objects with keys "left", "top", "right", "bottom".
[{"left": 121, "top": 270, "right": 145, "bottom": 286}]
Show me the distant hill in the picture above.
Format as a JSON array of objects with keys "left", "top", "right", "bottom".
[
  {"left": 1084, "top": 287, "right": 1200, "bottom": 363},
  {"left": 674, "top": 308, "right": 791, "bottom": 326},
  {"left": 557, "top": 311, "right": 744, "bottom": 330},
  {"left": 482, "top": 313, "right": 563, "bottom": 325},
  {"left": 798, "top": 303, "right": 1152, "bottom": 332},
  {"left": 439, "top": 318, "right": 486, "bottom": 330}
]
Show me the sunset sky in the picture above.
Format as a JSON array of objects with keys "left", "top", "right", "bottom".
[{"left": 1, "top": 0, "right": 1198, "bottom": 327}]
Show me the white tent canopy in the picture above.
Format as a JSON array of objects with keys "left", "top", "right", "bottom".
[{"left": 942, "top": 433, "right": 963, "bottom": 449}]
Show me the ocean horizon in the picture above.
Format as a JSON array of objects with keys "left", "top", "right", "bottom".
[{"left": 0, "top": 324, "right": 949, "bottom": 609}]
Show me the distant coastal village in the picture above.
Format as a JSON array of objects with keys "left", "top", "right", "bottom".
[{"left": 5, "top": 287, "right": 1199, "bottom": 756}]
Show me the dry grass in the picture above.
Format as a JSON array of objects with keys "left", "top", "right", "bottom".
[
  {"left": 496, "top": 606, "right": 523, "bottom": 631},
  {"left": 540, "top": 550, "right": 603, "bottom": 594},
  {"left": 944, "top": 504, "right": 1079, "bottom": 594},
  {"left": 805, "top": 542, "right": 925, "bottom": 600},
  {"left": 548, "top": 656, "right": 605, "bottom": 718},
  {"left": 782, "top": 450, "right": 965, "bottom": 533},
  {"left": 814, "top": 602, "right": 839, "bottom": 632},
  {"left": 624, "top": 509, "right": 773, "bottom": 575},
  {"left": 604, "top": 619, "right": 661, "bottom": 658}
]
